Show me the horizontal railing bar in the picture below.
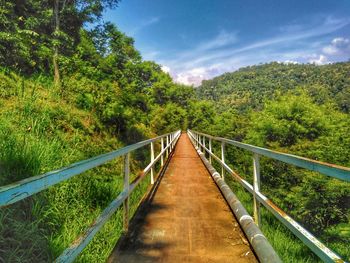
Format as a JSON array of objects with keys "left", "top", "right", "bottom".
[
  {"left": 55, "top": 130, "right": 181, "bottom": 262},
  {"left": 190, "top": 130, "right": 350, "bottom": 182},
  {"left": 188, "top": 130, "right": 345, "bottom": 263},
  {"left": 0, "top": 131, "right": 179, "bottom": 207}
]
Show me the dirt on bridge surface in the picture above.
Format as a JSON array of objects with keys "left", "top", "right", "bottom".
[{"left": 108, "top": 133, "right": 257, "bottom": 263}]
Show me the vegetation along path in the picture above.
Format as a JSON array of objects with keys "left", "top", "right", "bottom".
[{"left": 108, "top": 133, "right": 257, "bottom": 263}]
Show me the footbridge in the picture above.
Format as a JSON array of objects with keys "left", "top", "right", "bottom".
[{"left": 0, "top": 130, "right": 349, "bottom": 262}]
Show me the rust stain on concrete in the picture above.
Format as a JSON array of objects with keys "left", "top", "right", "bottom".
[{"left": 108, "top": 134, "right": 257, "bottom": 263}]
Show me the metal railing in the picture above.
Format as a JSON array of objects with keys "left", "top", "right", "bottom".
[
  {"left": 0, "top": 130, "right": 181, "bottom": 262},
  {"left": 188, "top": 129, "right": 350, "bottom": 263}
]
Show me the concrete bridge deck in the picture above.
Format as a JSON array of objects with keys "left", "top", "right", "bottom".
[{"left": 108, "top": 134, "right": 257, "bottom": 263}]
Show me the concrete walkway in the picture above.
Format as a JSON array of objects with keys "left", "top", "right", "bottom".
[{"left": 109, "top": 133, "right": 257, "bottom": 263}]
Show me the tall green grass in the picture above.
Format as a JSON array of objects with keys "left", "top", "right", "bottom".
[{"left": 0, "top": 71, "right": 158, "bottom": 262}]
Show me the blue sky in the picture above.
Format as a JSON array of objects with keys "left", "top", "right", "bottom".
[{"left": 104, "top": 0, "right": 350, "bottom": 86}]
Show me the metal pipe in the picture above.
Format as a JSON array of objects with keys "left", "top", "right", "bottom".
[{"left": 195, "top": 148, "right": 282, "bottom": 263}]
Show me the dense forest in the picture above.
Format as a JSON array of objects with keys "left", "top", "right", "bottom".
[{"left": 0, "top": 1, "right": 349, "bottom": 262}]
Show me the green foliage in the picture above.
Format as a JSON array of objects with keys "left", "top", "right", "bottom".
[
  {"left": 247, "top": 92, "right": 329, "bottom": 147},
  {"left": 151, "top": 103, "right": 187, "bottom": 134},
  {"left": 196, "top": 65, "right": 350, "bottom": 260},
  {"left": 0, "top": 0, "right": 120, "bottom": 75},
  {"left": 187, "top": 100, "right": 216, "bottom": 132},
  {"left": 198, "top": 62, "right": 350, "bottom": 113}
]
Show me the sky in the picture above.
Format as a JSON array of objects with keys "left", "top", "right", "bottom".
[{"left": 103, "top": 0, "right": 350, "bottom": 86}]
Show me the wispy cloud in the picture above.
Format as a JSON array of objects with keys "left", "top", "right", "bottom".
[
  {"left": 130, "top": 17, "right": 160, "bottom": 36},
  {"left": 157, "top": 15, "right": 350, "bottom": 86},
  {"left": 196, "top": 30, "right": 238, "bottom": 51},
  {"left": 142, "top": 50, "right": 160, "bottom": 61},
  {"left": 167, "top": 30, "right": 238, "bottom": 63}
]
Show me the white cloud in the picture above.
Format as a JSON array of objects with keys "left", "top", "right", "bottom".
[
  {"left": 308, "top": 54, "right": 329, "bottom": 65},
  {"left": 172, "top": 65, "right": 223, "bottom": 86},
  {"left": 306, "top": 37, "right": 350, "bottom": 65},
  {"left": 322, "top": 37, "right": 350, "bottom": 55}
]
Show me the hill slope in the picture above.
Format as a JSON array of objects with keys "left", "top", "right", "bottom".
[{"left": 197, "top": 62, "right": 350, "bottom": 113}]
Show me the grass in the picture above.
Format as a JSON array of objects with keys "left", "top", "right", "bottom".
[{"left": 0, "top": 70, "right": 160, "bottom": 262}]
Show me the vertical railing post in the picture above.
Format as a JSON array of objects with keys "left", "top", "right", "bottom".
[
  {"left": 150, "top": 141, "right": 155, "bottom": 184},
  {"left": 161, "top": 137, "right": 164, "bottom": 166},
  {"left": 166, "top": 135, "right": 169, "bottom": 158},
  {"left": 199, "top": 135, "right": 202, "bottom": 151},
  {"left": 221, "top": 141, "right": 225, "bottom": 180},
  {"left": 168, "top": 135, "right": 170, "bottom": 152},
  {"left": 171, "top": 133, "right": 174, "bottom": 151},
  {"left": 123, "top": 153, "right": 130, "bottom": 232},
  {"left": 253, "top": 153, "right": 261, "bottom": 226},
  {"left": 209, "top": 138, "right": 212, "bottom": 164},
  {"left": 203, "top": 136, "right": 206, "bottom": 156}
]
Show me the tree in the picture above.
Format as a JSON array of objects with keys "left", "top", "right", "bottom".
[
  {"left": 0, "top": 0, "right": 120, "bottom": 82},
  {"left": 52, "top": 0, "right": 120, "bottom": 87}
]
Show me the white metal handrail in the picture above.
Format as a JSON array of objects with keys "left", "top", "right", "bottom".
[
  {"left": 188, "top": 129, "right": 348, "bottom": 263},
  {"left": 0, "top": 130, "right": 181, "bottom": 262}
]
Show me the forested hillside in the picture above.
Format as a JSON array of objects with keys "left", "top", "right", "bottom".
[
  {"left": 198, "top": 62, "right": 350, "bottom": 113},
  {"left": 0, "top": 1, "right": 349, "bottom": 262}
]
